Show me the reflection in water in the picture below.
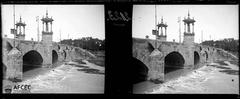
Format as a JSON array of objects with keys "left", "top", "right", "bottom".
[
  {"left": 133, "top": 66, "right": 192, "bottom": 94},
  {"left": 164, "top": 68, "right": 192, "bottom": 82},
  {"left": 23, "top": 64, "right": 41, "bottom": 72},
  {"left": 23, "top": 65, "right": 51, "bottom": 81},
  {"left": 164, "top": 65, "right": 184, "bottom": 74}
]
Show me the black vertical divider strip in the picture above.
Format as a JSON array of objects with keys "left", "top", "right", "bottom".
[{"left": 104, "top": 4, "right": 133, "bottom": 94}]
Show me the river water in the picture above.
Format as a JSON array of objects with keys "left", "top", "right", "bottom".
[
  {"left": 11, "top": 60, "right": 105, "bottom": 93},
  {"left": 133, "top": 67, "right": 192, "bottom": 93},
  {"left": 23, "top": 67, "right": 52, "bottom": 81},
  {"left": 134, "top": 60, "right": 239, "bottom": 94}
]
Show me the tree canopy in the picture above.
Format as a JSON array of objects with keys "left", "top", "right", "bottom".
[
  {"left": 60, "top": 37, "right": 105, "bottom": 51},
  {"left": 201, "top": 38, "right": 239, "bottom": 52}
]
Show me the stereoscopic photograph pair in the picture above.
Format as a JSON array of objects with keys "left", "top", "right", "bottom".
[{"left": 1, "top": 3, "right": 239, "bottom": 95}]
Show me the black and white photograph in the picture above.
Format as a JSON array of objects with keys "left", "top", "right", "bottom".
[
  {"left": 1, "top": 0, "right": 239, "bottom": 96},
  {"left": 132, "top": 5, "right": 238, "bottom": 94},
  {"left": 2, "top": 5, "right": 105, "bottom": 93}
]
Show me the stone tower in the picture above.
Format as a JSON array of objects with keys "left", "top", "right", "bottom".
[
  {"left": 15, "top": 16, "right": 26, "bottom": 40},
  {"left": 183, "top": 11, "right": 195, "bottom": 45},
  {"left": 156, "top": 17, "right": 168, "bottom": 42},
  {"left": 41, "top": 10, "right": 54, "bottom": 44},
  {"left": 41, "top": 10, "right": 54, "bottom": 67},
  {"left": 182, "top": 11, "right": 196, "bottom": 68}
]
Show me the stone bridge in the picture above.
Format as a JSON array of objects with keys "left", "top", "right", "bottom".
[
  {"left": 130, "top": 12, "right": 237, "bottom": 83},
  {"left": 2, "top": 38, "right": 96, "bottom": 81},
  {"left": 132, "top": 38, "right": 219, "bottom": 82}
]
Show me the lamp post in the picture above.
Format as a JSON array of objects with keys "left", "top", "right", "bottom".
[
  {"left": 13, "top": 5, "right": 16, "bottom": 47},
  {"left": 36, "top": 16, "right": 39, "bottom": 42},
  {"left": 178, "top": 17, "right": 181, "bottom": 43}
]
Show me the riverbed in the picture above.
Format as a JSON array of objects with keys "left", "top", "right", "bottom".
[
  {"left": 9, "top": 60, "right": 104, "bottom": 93},
  {"left": 134, "top": 60, "right": 239, "bottom": 94}
]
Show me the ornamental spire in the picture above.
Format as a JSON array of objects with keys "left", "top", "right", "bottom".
[
  {"left": 161, "top": 16, "right": 163, "bottom": 23},
  {"left": 20, "top": 16, "right": 22, "bottom": 22},
  {"left": 46, "top": 9, "right": 48, "bottom": 17}
]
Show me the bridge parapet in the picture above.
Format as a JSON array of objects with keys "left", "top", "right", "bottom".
[{"left": 5, "top": 48, "right": 23, "bottom": 80}]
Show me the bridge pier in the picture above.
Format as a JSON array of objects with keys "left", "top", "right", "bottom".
[
  {"left": 183, "top": 45, "right": 195, "bottom": 69},
  {"left": 146, "top": 56, "right": 165, "bottom": 82},
  {"left": 6, "top": 48, "right": 23, "bottom": 81},
  {"left": 148, "top": 70, "right": 164, "bottom": 83},
  {"left": 40, "top": 45, "right": 53, "bottom": 68}
]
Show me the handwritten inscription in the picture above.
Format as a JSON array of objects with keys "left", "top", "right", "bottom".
[{"left": 107, "top": 10, "right": 131, "bottom": 22}]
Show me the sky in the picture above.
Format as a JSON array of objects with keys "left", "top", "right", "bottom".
[
  {"left": 132, "top": 5, "right": 239, "bottom": 43},
  {"left": 2, "top": 5, "right": 105, "bottom": 42}
]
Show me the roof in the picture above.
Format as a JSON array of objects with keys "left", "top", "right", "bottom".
[
  {"left": 15, "top": 22, "right": 26, "bottom": 26},
  {"left": 41, "top": 17, "right": 54, "bottom": 22},
  {"left": 15, "top": 16, "right": 26, "bottom": 26},
  {"left": 183, "top": 17, "right": 195, "bottom": 23},
  {"left": 157, "top": 23, "right": 168, "bottom": 27},
  {"left": 157, "top": 17, "right": 168, "bottom": 27},
  {"left": 41, "top": 10, "right": 54, "bottom": 22},
  {"left": 183, "top": 11, "right": 196, "bottom": 23}
]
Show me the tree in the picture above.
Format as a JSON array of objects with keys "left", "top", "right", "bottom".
[
  {"left": 202, "top": 38, "right": 239, "bottom": 52},
  {"left": 60, "top": 37, "right": 105, "bottom": 51}
]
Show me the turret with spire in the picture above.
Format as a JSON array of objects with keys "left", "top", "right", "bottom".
[
  {"left": 15, "top": 16, "right": 26, "bottom": 40},
  {"left": 183, "top": 10, "right": 195, "bottom": 34},
  {"left": 41, "top": 10, "right": 54, "bottom": 44},
  {"left": 41, "top": 10, "right": 55, "bottom": 67},
  {"left": 41, "top": 10, "right": 54, "bottom": 34},
  {"left": 183, "top": 10, "right": 196, "bottom": 46},
  {"left": 156, "top": 17, "right": 168, "bottom": 41},
  {"left": 182, "top": 10, "right": 197, "bottom": 68}
]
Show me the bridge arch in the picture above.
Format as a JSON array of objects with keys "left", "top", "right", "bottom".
[
  {"left": 194, "top": 51, "right": 200, "bottom": 65},
  {"left": 52, "top": 50, "right": 58, "bottom": 65},
  {"left": 164, "top": 51, "right": 185, "bottom": 73},
  {"left": 132, "top": 57, "right": 149, "bottom": 84},
  {"left": 23, "top": 50, "right": 43, "bottom": 72}
]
